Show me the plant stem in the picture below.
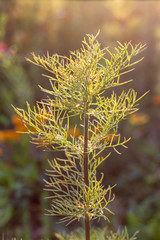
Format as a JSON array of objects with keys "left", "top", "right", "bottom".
[{"left": 83, "top": 105, "right": 90, "bottom": 240}]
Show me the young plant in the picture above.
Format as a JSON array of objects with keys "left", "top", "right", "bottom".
[{"left": 13, "top": 32, "right": 147, "bottom": 240}]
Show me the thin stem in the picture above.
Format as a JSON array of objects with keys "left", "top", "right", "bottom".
[
  {"left": 83, "top": 104, "right": 90, "bottom": 240},
  {"left": 85, "top": 215, "right": 90, "bottom": 240}
]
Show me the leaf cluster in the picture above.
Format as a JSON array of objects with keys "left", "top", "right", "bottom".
[
  {"left": 26, "top": 33, "right": 146, "bottom": 114},
  {"left": 55, "top": 227, "right": 138, "bottom": 240},
  {"left": 44, "top": 150, "right": 115, "bottom": 224}
]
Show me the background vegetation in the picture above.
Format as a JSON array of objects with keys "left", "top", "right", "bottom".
[{"left": 0, "top": 1, "right": 160, "bottom": 239}]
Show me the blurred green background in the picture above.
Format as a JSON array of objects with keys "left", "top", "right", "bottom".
[{"left": 0, "top": 0, "right": 160, "bottom": 239}]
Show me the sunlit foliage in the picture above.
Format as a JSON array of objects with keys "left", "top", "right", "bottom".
[{"left": 13, "top": 33, "right": 147, "bottom": 225}]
